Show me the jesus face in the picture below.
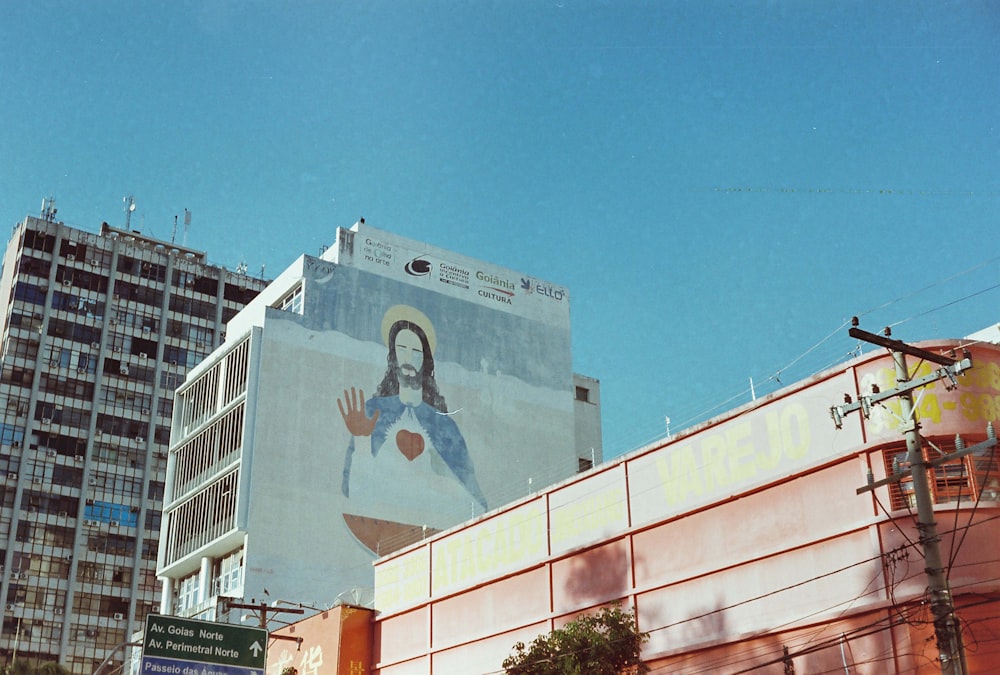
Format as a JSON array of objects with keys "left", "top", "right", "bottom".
[{"left": 394, "top": 328, "right": 425, "bottom": 389}]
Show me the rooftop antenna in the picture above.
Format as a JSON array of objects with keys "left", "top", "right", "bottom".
[
  {"left": 183, "top": 208, "right": 191, "bottom": 246},
  {"left": 236, "top": 259, "right": 248, "bottom": 275},
  {"left": 123, "top": 195, "right": 136, "bottom": 229},
  {"left": 40, "top": 196, "right": 57, "bottom": 222},
  {"left": 664, "top": 415, "right": 672, "bottom": 440}
]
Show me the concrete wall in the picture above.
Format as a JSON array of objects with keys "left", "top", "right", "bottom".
[
  {"left": 371, "top": 340, "right": 1000, "bottom": 673},
  {"left": 572, "top": 373, "right": 602, "bottom": 469},
  {"left": 238, "top": 226, "right": 581, "bottom": 604}
]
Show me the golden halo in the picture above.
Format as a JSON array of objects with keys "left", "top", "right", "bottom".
[{"left": 380, "top": 305, "right": 436, "bottom": 353}]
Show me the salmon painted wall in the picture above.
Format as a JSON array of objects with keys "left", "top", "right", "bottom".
[
  {"left": 267, "top": 605, "right": 374, "bottom": 675},
  {"left": 371, "top": 341, "right": 1000, "bottom": 674}
]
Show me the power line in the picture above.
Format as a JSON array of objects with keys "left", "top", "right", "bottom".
[
  {"left": 708, "top": 185, "right": 1000, "bottom": 198},
  {"left": 615, "top": 256, "right": 1000, "bottom": 460}
]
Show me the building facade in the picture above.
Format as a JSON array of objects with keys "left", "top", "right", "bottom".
[
  {"left": 156, "top": 221, "right": 603, "bottom": 625},
  {"left": 370, "top": 338, "right": 1000, "bottom": 674},
  {"left": 0, "top": 207, "right": 267, "bottom": 673}
]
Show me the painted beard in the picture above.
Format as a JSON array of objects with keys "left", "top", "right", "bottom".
[{"left": 398, "top": 365, "right": 421, "bottom": 389}]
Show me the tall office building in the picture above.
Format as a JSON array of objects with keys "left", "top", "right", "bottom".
[
  {"left": 0, "top": 204, "right": 268, "bottom": 674},
  {"left": 157, "top": 221, "right": 602, "bottom": 622}
]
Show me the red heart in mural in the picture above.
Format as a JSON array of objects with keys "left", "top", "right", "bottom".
[{"left": 396, "top": 430, "right": 425, "bottom": 461}]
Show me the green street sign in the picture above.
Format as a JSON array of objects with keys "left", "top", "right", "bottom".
[{"left": 143, "top": 614, "right": 268, "bottom": 669}]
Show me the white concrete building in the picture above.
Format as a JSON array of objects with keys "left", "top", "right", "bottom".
[{"left": 158, "top": 221, "right": 602, "bottom": 622}]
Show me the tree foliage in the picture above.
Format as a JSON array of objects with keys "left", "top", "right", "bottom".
[
  {"left": 502, "top": 605, "right": 649, "bottom": 675},
  {"left": 6, "top": 660, "right": 70, "bottom": 675}
]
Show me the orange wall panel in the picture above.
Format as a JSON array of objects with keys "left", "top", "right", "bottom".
[
  {"left": 551, "top": 538, "right": 631, "bottom": 614},
  {"left": 432, "top": 566, "right": 550, "bottom": 649},
  {"left": 373, "top": 656, "right": 428, "bottom": 675},
  {"left": 374, "top": 606, "right": 429, "bottom": 667},
  {"left": 432, "top": 623, "right": 549, "bottom": 674},
  {"left": 633, "top": 458, "right": 871, "bottom": 590},
  {"left": 638, "top": 529, "right": 882, "bottom": 658},
  {"left": 267, "top": 606, "right": 374, "bottom": 675},
  {"left": 643, "top": 608, "right": 902, "bottom": 673}
]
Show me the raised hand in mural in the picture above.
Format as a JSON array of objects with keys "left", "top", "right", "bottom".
[{"left": 337, "top": 387, "right": 380, "bottom": 437}]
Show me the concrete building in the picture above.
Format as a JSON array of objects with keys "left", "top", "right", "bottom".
[
  {"left": 0, "top": 204, "right": 268, "bottom": 673},
  {"left": 156, "top": 221, "right": 603, "bottom": 624},
  {"left": 363, "top": 337, "right": 1000, "bottom": 673},
  {"left": 256, "top": 334, "right": 1000, "bottom": 674}
]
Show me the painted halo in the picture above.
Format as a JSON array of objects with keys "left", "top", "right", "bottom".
[{"left": 380, "top": 304, "right": 437, "bottom": 354}]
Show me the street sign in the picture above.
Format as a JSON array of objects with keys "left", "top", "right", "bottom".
[{"left": 141, "top": 614, "right": 268, "bottom": 675}]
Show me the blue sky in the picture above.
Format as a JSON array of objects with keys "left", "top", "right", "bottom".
[{"left": 2, "top": 1, "right": 998, "bottom": 459}]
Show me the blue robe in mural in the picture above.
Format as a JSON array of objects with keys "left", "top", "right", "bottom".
[{"left": 342, "top": 396, "right": 488, "bottom": 513}]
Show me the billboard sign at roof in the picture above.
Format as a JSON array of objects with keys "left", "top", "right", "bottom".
[{"left": 332, "top": 224, "right": 569, "bottom": 327}]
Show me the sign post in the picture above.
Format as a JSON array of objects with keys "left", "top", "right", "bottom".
[{"left": 140, "top": 614, "right": 268, "bottom": 675}]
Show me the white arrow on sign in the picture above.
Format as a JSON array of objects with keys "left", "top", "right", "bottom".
[{"left": 249, "top": 641, "right": 263, "bottom": 658}]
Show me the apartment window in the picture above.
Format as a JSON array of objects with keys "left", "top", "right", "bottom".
[
  {"left": 223, "top": 281, "right": 257, "bottom": 305},
  {"left": 176, "top": 573, "right": 200, "bottom": 612},
  {"left": 173, "top": 270, "right": 196, "bottom": 289},
  {"left": 276, "top": 283, "right": 304, "bottom": 314},
  {"left": 23, "top": 228, "right": 55, "bottom": 254},
  {"left": 183, "top": 324, "right": 211, "bottom": 345},
  {"left": 176, "top": 272, "right": 219, "bottom": 297},
  {"left": 168, "top": 295, "right": 215, "bottom": 320},
  {"left": 13, "top": 282, "right": 46, "bottom": 306},
  {"left": 143, "top": 539, "right": 158, "bottom": 561},
  {"left": 216, "top": 550, "right": 243, "bottom": 596},
  {"left": 18, "top": 254, "right": 51, "bottom": 279},
  {"left": 884, "top": 443, "right": 1000, "bottom": 510},
  {"left": 5, "top": 338, "right": 38, "bottom": 361},
  {"left": 84, "top": 500, "right": 138, "bottom": 527},
  {"left": 77, "top": 562, "right": 104, "bottom": 583},
  {"left": 117, "top": 308, "right": 159, "bottom": 333},
  {"left": 148, "top": 481, "right": 164, "bottom": 501},
  {"left": 160, "top": 371, "right": 182, "bottom": 391},
  {"left": 575, "top": 386, "right": 591, "bottom": 403},
  {"left": 163, "top": 345, "right": 189, "bottom": 367},
  {"left": 139, "top": 260, "right": 166, "bottom": 283}
]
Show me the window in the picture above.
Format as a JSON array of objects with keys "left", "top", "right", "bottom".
[
  {"left": 13, "top": 282, "right": 46, "bottom": 306},
  {"left": 883, "top": 443, "right": 1000, "bottom": 510},
  {"left": 215, "top": 550, "right": 243, "bottom": 596},
  {"left": 84, "top": 500, "right": 139, "bottom": 527},
  {"left": 276, "top": 283, "right": 303, "bottom": 314},
  {"left": 176, "top": 572, "right": 201, "bottom": 612},
  {"left": 188, "top": 324, "right": 214, "bottom": 345},
  {"left": 575, "top": 386, "right": 590, "bottom": 403}
]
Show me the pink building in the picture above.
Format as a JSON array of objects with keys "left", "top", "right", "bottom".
[{"left": 364, "top": 339, "right": 1000, "bottom": 673}]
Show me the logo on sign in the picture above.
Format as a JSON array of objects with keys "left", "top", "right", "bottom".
[
  {"left": 520, "top": 278, "right": 565, "bottom": 301},
  {"left": 404, "top": 257, "right": 432, "bottom": 277}
]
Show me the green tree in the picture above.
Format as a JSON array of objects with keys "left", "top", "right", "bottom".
[
  {"left": 6, "top": 660, "right": 69, "bottom": 675},
  {"left": 502, "top": 605, "right": 649, "bottom": 675}
]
